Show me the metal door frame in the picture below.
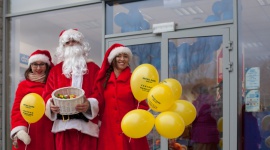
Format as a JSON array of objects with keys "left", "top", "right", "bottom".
[{"left": 105, "top": 26, "right": 236, "bottom": 150}]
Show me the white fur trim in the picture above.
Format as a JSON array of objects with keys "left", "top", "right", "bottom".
[
  {"left": 16, "top": 130, "right": 31, "bottom": 145},
  {"left": 10, "top": 126, "right": 28, "bottom": 139},
  {"left": 51, "top": 119, "right": 99, "bottom": 137},
  {"left": 59, "top": 29, "right": 84, "bottom": 46},
  {"left": 72, "top": 75, "right": 83, "bottom": 89},
  {"left": 45, "top": 98, "right": 57, "bottom": 121},
  {"left": 82, "top": 98, "right": 99, "bottom": 119},
  {"left": 108, "top": 47, "right": 132, "bottom": 64},
  {"left": 28, "top": 54, "right": 51, "bottom": 66}
]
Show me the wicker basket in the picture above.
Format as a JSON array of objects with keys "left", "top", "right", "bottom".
[{"left": 52, "top": 87, "right": 85, "bottom": 115}]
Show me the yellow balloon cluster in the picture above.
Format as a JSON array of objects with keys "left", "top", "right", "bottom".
[
  {"left": 126, "top": 64, "right": 197, "bottom": 139},
  {"left": 20, "top": 93, "right": 45, "bottom": 123}
]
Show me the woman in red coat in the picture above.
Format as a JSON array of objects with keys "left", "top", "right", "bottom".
[
  {"left": 95, "top": 43, "right": 150, "bottom": 150},
  {"left": 10, "top": 50, "right": 55, "bottom": 150}
]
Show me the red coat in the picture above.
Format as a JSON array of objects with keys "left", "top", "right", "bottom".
[
  {"left": 43, "top": 62, "right": 100, "bottom": 105},
  {"left": 98, "top": 67, "right": 150, "bottom": 150},
  {"left": 10, "top": 79, "right": 55, "bottom": 150},
  {"left": 42, "top": 61, "right": 100, "bottom": 150}
]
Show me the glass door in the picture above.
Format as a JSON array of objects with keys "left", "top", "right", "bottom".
[
  {"left": 106, "top": 27, "right": 231, "bottom": 150},
  {"left": 162, "top": 28, "right": 230, "bottom": 150}
]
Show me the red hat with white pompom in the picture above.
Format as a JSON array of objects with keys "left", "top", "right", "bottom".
[
  {"left": 28, "top": 50, "right": 53, "bottom": 66},
  {"left": 58, "top": 28, "right": 84, "bottom": 46},
  {"left": 95, "top": 43, "right": 132, "bottom": 90},
  {"left": 107, "top": 44, "right": 132, "bottom": 64}
]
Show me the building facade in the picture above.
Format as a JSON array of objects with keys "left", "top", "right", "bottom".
[{"left": 1, "top": 0, "right": 270, "bottom": 150}]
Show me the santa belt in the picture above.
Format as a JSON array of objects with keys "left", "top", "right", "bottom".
[{"left": 57, "top": 113, "right": 89, "bottom": 122}]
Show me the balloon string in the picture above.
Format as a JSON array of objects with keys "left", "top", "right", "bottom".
[
  {"left": 136, "top": 101, "right": 140, "bottom": 109},
  {"left": 27, "top": 123, "right": 30, "bottom": 133},
  {"left": 25, "top": 124, "right": 30, "bottom": 150}
]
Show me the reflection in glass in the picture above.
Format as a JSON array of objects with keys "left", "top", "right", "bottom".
[
  {"left": 190, "top": 83, "right": 220, "bottom": 150},
  {"left": 168, "top": 35, "right": 223, "bottom": 150},
  {"left": 8, "top": 0, "right": 90, "bottom": 14},
  {"left": 241, "top": 105, "right": 262, "bottom": 150},
  {"left": 8, "top": 4, "right": 102, "bottom": 111},
  {"left": 128, "top": 43, "right": 161, "bottom": 75},
  {"left": 239, "top": 1, "right": 270, "bottom": 149},
  {"left": 106, "top": 0, "right": 233, "bottom": 34}
]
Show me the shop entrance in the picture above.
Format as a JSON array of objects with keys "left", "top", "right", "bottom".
[{"left": 106, "top": 27, "right": 231, "bottom": 150}]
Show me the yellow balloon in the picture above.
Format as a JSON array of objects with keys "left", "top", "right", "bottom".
[
  {"left": 217, "top": 117, "right": 223, "bottom": 132},
  {"left": 147, "top": 84, "right": 174, "bottom": 112},
  {"left": 20, "top": 93, "right": 45, "bottom": 123},
  {"left": 121, "top": 109, "right": 155, "bottom": 138},
  {"left": 168, "top": 100, "right": 196, "bottom": 126},
  {"left": 155, "top": 111, "right": 185, "bottom": 139},
  {"left": 160, "top": 78, "right": 182, "bottom": 100},
  {"left": 219, "top": 138, "right": 223, "bottom": 148},
  {"left": 131, "top": 64, "right": 159, "bottom": 102}
]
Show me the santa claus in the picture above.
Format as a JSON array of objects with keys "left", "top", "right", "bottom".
[{"left": 43, "top": 29, "right": 100, "bottom": 150}]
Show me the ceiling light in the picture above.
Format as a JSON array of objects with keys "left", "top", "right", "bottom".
[
  {"left": 194, "top": 6, "right": 204, "bottom": 13},
  {"left": 174, "top": 9, "right": 184, "bottom": 16},
  {"left": 180, "top": 8, "right": 190, "bottom": 15},
  {"left": 242, "top": 42, "right": 264, "bottom": 48},
  {"left": 187, "top": 7, "right": 197, "bottom": 14},
  {"left": 252, "top": 43, "right": 258, "bottom": 47},
  {"left": 174, "top": 6, "right": 203, "bottom": 16},
  {"left": 247, "top": 43, "right": 252, "bottom": 48}
]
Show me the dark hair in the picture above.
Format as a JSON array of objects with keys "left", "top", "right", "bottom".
[
  {"left": 103, "top": 57, "right": 119, "bottom": 88},
  {"left": 102, "top": 57, "right": 129, "bottom": 88},
  {"left": 103, "top": 65, "right": 113, "bottom": 88},
  {"left": 25, "top": 63, "right": 51, "bottom": 82}
]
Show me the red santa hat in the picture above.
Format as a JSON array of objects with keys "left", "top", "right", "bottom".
[
  {"left": 28, "top": 50, "right": 53, "bottom": 67},
  {"left": 58, "top": 28, "right": 84, "bottom": 46},
  {"left": 95, "top": 43, "right": 132, "bottom": 89},
  {"left": 107, "top": 44, "right": 132, "bottom": 64}
]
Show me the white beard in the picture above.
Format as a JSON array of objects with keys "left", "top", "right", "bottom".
[{"left": 61, "top": 45, "right": 88, "bottom": 78}]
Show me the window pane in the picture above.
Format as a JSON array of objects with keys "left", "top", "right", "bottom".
[
  {"left": 106, "top": 0, "right": 233, "bottom": 34},
  {"left": 168, "top": 36, "right": 223, "bottom": 150},
  {"left": 8, "top": 4, "right": 103, "bottom": 108},
  {"left": 128, "top": 43, "right": 161, "bottom": 74},
  {"left": 239, "top": 0, "right": 270, "bottom": 149},
  {"left": 8, "top": 0, "right": 91, "bottom": 14}
]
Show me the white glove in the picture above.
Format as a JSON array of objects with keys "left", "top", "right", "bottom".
[{"left": 15, "top": 130, "right": 31, "bottom": 145}]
